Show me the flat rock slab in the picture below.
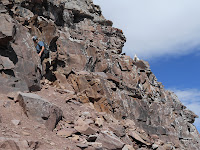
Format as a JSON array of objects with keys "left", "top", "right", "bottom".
[
  {"left": 17, "top": 92, "right": 63, "bottom": 131},
  {"left": 128, "top": 130, "right": 150, "bottom": 146},
  {"left": 57, "top": 129, "right": 76, "bottom": 137},
  {"left": 74, "top": 124, "right": 96, "bottom": 135},
  {"left": 96, "top": 132, "right": 125, "bottom": 150},
  {"left": 0, "top": 140, "right": 20, "bottom": 150}
]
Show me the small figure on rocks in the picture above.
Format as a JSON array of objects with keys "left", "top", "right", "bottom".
[{"left": 32, "top": 36, "right": 49, "bottom": 62}]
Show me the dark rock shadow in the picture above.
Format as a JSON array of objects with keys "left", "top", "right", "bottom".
[{"left": 0, "top": 44, "right": 18, "bottom": 65}]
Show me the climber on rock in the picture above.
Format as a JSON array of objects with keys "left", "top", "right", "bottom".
[{"left": 32, "top": 36, "right": 49, "bottom": 62}]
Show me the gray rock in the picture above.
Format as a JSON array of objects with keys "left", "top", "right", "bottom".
[
  {"left": 96, "top": 131, "right": 125, "bottom": 150},
  {"left": 109, "top": 123, "right": 125, "bottom": 137},
  {"left": 74, "top": 124, "right": 96, "bottom": 135},
  {"left": 17, "top": 92, "right": 63, "bottom": 130},
  {"left": 0, "top": 14, "right": 15, "bottom": 45},
  {"left": 0, "top": 56, "right": 15, "bottom": 70},
  {"left": 0, "top": 0, "right": 200, "bottom": 149}
]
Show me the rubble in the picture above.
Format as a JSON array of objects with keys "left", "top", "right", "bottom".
[{"left": 0, "top": 0, "right": 199, "bottom": 149}]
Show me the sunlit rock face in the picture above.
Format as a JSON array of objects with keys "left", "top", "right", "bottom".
[{"left": 0, "top": 0, "right": 199, "bottom": 149}]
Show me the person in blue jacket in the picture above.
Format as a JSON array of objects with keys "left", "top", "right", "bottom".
[{"left": 32, "top": 36, "right": 48, "bottom": 61}]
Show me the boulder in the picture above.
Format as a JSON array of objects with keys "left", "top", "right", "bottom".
[
  {"left": 0, "top": 14, "right": 41, "bottom": 93},
  {"left": 0, "top": 56, "right": 15, "bottom": 70},
  {"left": 128, "top": 130, "right": 150, "bottom": 146},
  {"left": 109, "top": 123, "right": 125, "bottom": 137},
  {"left": 0, "top": 14, "right": 15, "bottom": 46},
  {"left": 96, "top": 131, "right": 125, "bottom": 150},
  {"left": 17, "top": 92, "right": 63, "bottom": 130},
  {"left": 134, "top": 60, "right": 150, "bottom": 71},
  {"left": 74, "top": 124, "right": 96, "bottom": 135}
]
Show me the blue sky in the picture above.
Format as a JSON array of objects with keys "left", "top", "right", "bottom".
[{"left": 94, "top": 0, "right": 200, "bottom": 132}]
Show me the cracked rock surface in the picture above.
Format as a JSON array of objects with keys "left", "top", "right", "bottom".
[{"left": 0, "top": 0, "right": 200, "bottom": 150}]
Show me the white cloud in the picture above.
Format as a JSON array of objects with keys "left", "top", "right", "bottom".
[
  {"left": 93, "top": 0, "right": 200, "bottom": 60},
  {"left": 170, "top": 88, "right": 200, "bottom": 131},
  {"left": 171, "top": 89, "right": 200, "bottom": 104}
]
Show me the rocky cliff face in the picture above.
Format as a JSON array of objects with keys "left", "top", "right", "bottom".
[{"left": 0, "top": 0, "right": 200, "bottom": 150}]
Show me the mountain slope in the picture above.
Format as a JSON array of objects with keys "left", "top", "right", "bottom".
[{"left": 0, "top": 0, "right": 199, "bottom": 149}]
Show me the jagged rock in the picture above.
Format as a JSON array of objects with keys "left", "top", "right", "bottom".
[
  {"left": 14, "top": 6, "right": 34, "bottom": 20},
  {"left": 0, "top": 56, "right": 15, "bottom": 70},
  {"left": 109, "top": 123, "right": 125, "bottom": 137},
  {"left": 74, "top": 124, "right": 96, "bottom": 135},
  {"left": 134, "top": 60, "right": 150, "bottom": 71},
  {"left": 128, "top": 130, "right": 151, "bottom": 146},
  {"left": 0, "top": 14, "right": 41, "bottom": 93},
  {"left": 96, "top": 131, "right": 125, "bottom": 150},
  {"left": 0, "top": 14, "right": 15, "bottom": 46},
  {"left": 17, "top": 92, "right": 63, "bottom": 130},
  {"left": 121, "top": 135, "right": 133, "bottom": 146},
  {"left": 0, "top": 0, "right": 199, "bottom": 149},
  {"left": 183, "top": 109, "right": 198, "bottom": 123}
]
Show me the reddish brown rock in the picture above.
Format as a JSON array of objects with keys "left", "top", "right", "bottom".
[
  {"left": 17, "top": 92, "right": 63, "bottom": 130},
  {"left": 96, "top": 131, "right": 125, "bottom": 150},
  {"left": 134, "top": 60, "right": 150, "bottom": 71},
  {"left": 74, "top": 124, "right": 96, "bottom": 135},
  {"left": 0, "top": 0, "right": 199, "bottom": 150},
  {"left": 109, "top": 123, "right": 125, "bottom": 137}
]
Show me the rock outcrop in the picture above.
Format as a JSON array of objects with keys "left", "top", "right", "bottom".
[
  {"left": 17, "top": 92, "right": 63, "bottom": 131},
  {"left": 0, "top": 0, "right": 199, "bottom": 150}
]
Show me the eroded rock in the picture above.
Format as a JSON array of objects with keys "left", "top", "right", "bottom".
[
  {"left": 96, "top": 131, "right": 125, "bottom": 150},
  {"left": 17, "top": 92, "right": 63, "bottom": 130}
]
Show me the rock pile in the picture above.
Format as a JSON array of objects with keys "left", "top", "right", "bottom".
[{"left": 0, "top": 0, "right": 200, "bottom": 150}]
